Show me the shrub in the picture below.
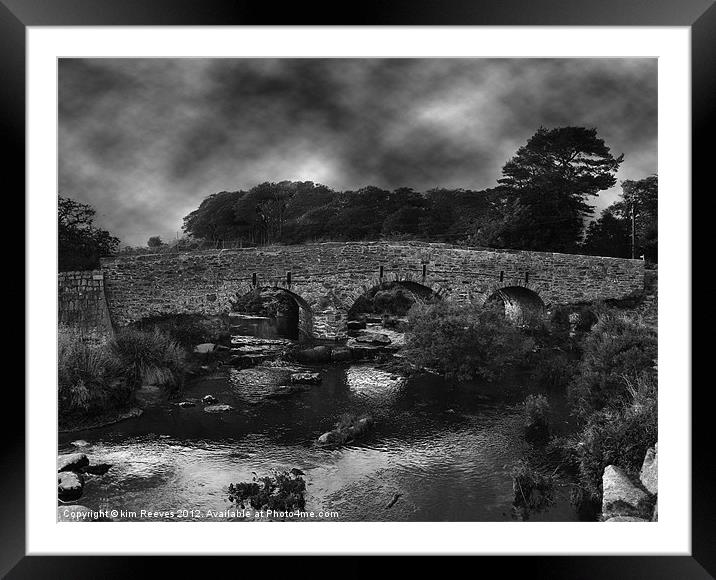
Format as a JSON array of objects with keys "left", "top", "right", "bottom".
[
  {"left": 372, "top": 286, "right": 414, "bottom": 316},
  {"left": 569, "top": 372, "right": 657, "bottom": 503},
  {"left": 510, "top": 460, "right": 556, "bottom": 519},
  {"left": 110, "top": 328, "right": 187, "bottom": 392},
  {"left": 550, "top": 304, "right": 598, "bottom": 334},
  {"left": 228, "top": 470, "right": 307, "bottom": 512},
  {"left": 523, "top": 394, "right": 551, "bottom": 441},
  {"left": 404, "top": 300, "right": 533, "bottom": 382},
  {"left": 526, "top": 348, "right": 577, "bottom": 389},
  {"left": 567, "top": 312, "right": 657, "bottom": 419},
  {"left": 58, "top": 328, "right": 130, "bottom": 418}
]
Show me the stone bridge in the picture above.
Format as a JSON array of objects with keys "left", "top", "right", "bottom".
[{"left": 90, "top": 241, "right": 644, "bottom": 340}]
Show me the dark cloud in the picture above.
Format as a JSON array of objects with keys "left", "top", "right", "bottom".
[{"left": 59, "top": 58, "right": 657, "bottom": 246}]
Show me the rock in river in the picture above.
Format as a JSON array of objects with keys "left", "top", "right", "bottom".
[
  {"left": 57, "top": 453, "right": 89, "bottom": 473},
  {"left": 290, "top": 372, "right": 322, "bottom": 385},
  {"left": 355, "top": 332, "right": 392, "bottom": 346},
  {"left": 346, "top": 319, "right": 366, "bottom": 331},
  {"left": 331, "top": 347, "right": 353, "bottom": 362},
  {"left": 202, "top": 394, "right": 219, "bottom": 405},
  {"left": 194, "top": 343, "right": 217, "bottom": 354},
  {"left": 295, "top": 346, "right": 332, "bottom": 363},
  {"left": 58, "top": 471, "right": 84, "bottom": 501},
  {"left": 57, "top": 505, "right": 92, "bottom": 522},
  {"left": 204, "top": 404, "right": 234, "bottom": 413},
  {"left": 317, "top": 430, "right": 349, "bottom": 447},
  {"left": 82, "top": 463, "right": 112, "bottom": 476}
]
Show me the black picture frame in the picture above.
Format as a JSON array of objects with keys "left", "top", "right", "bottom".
[{"left": 6, "top": 0, "right": 706, "bottom": 577}]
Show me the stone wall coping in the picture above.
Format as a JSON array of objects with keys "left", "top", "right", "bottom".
[
  {"left": 101, "top": 241, "right": 645, "bottom": 265},
  {"left": 58, "top": 269, "right": 104, "bottom": 277}
]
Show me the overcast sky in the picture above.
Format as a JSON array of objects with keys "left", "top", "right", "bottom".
[{"left": 59, "top": 58, "right": 657, "bottom": 247}]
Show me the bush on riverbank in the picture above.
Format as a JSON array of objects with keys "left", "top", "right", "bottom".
[
  {"left": 567, "top": 371, "right": 657, "bottom": 504},
  {"left": 59, "top": 326, "right": 189, "bottom": 425},
  {"left": 58, "top": 328, "right": 130, "bottom": 420},
  {"left": 110, "top": 328, "right": 187, "bottom": 392},
  {"left": 567, "top": 312, "right": 657, "bottom": 419},
  {"left": 511, "top": 460, "right": 556, "bottom": 519},
  {"left": 403, "top": 300, "right": 533, "bottom": 382},
  {"left": 523, "top": 394, "right": 551, "bottom": 441},
  {"left": 228, "top": 470, "right": 307, "bottom": 512}
]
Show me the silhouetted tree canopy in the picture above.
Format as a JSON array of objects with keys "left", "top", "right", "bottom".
[
  {"left": 59, "top": 196, "right": 119, "bottom": 271},
  {"left": 472, "top": 126, "right": 623, "bottom": 253},
  {"left": 179, "top": 127, "right": 642, "bottom": 257}
]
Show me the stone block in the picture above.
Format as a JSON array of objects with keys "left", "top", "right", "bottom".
[
  {"left": 602, "top": 465, "right": 653, "bottom": 519},
  {"left": 639, "top": 443, "right": 658, "bottom": 495}
]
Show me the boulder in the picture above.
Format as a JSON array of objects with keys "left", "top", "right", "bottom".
[
  {"left": 295, "top": 346, "right": 332, "bottom": 363},
  {"left": 355, "top": 332, "right": 391, "bottom": 346},
  {"left": 57, "top": 505, "right": 92, "bottom": 522},
  {"left": 290, "top": 372, "right": 322, "bottom": 385},
  {"left": 194, "top": 343, "right": 217, "bottom": 354},
  {"left": 178, "top": 401, "right": 196, "bottom": 408},
  {"left": 317, "top": 429, "right": 349, "bottom": 447},
  {"left": 57, "top": 453, "right": 89, "bottom": 473},
  {"left": 58, "top": 471, "right": 84, "bottom": 501},
  {"left": 639, "top": 443, "right": 658, "bottom": 495},
  {"left": 346, "top": 320, "right": 366, "bottom": 331},
  {"left": 331, "top": 347, "right": 353, "bottom": 362},
  {"left": 602, "top": 465, "right": 653, "bottom": 519},
  {"left": 348, "top": 416, "right": 373, "bottom": 437},
  {"left": 71, "top": 440, "right": 90, "bottom": 448},
  {"left": 204, "top": 404, "right": 234, "bottom": 413},
  {"left": 134, "top": 385, "right": 164, "bottom": 407},
  {"left": 82, "top": 463, "right": 112, "bottom": 476},
  {"left": 202, "top": 394, "right": 218, "bottom": 405},
  {"left": 604, "top": 515, "right": 650, "bottom": 522}
]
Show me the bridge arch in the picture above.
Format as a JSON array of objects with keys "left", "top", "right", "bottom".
[
  {"left": 346, "top": 278, "right": 441, "bottom": 321},
  {"left": 484, "top": 285, "right": 546, "bottom": 326},
  {"left": 230, "top": 285, "right": 313, "bottom": 340}
]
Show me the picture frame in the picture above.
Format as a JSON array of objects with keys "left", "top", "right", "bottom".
[{"left": 6, "top": 0, "right": 706, "bottom": 576}]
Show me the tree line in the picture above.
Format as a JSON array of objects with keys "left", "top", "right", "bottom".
[{"left": 59, "top": 126, "right": 658, "bottom": 271}]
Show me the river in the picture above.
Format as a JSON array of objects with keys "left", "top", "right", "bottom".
[{"left": 59, "top": 352, "right": 582, "bottom": 522}]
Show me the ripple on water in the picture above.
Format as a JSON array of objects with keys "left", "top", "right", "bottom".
[{"left": 58, "top": 363, "right": 578, "bottom": 522}]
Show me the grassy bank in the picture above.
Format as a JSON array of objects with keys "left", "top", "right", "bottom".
[{"left": 58, "top": 325, "right": 188, "bottom": 428}]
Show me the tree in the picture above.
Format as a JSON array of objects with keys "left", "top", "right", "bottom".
[
  {"left": 59, "top": 196, "right": 119, "bottom": 271},
  {"left": 182, "top": 190, "right": 248, "bottom": 241},
  {"left": 147, "top": 236, "right": 164, "bottom": 248},
  {"left": 477, "top": 127, "right": 623, "bottom": 253},
  {"left": 612, "top": 175, "right": 658, "bottom": 261},
  {"left": 582, "top": 208, "right": 630, "bottom": 258},
  {"left": 582, "top": 175, "right": 658, "bottom": 261}
]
